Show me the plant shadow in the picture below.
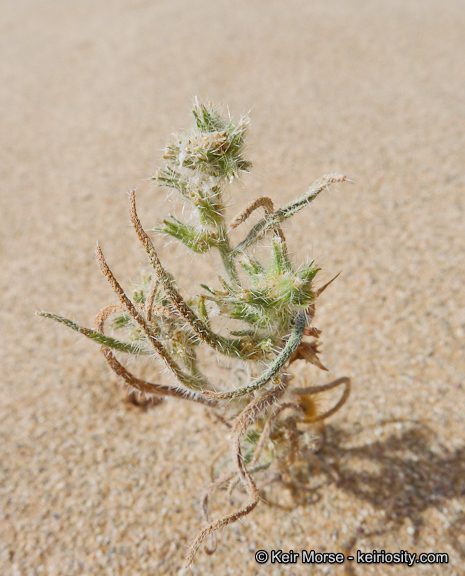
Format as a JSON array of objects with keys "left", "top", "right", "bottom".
[{"left": 266, "top": 419, "right": 465, "bottom": 560}]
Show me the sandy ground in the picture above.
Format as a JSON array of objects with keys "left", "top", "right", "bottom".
[{"left": 1, "top": 0, "right": 465, "bottom": 574}]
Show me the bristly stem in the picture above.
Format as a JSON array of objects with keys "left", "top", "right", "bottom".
[
  {"left": 94, "top": 304, "right": 215, "bottom": 406},
  {"left": 95, "top": 243, "right": 207, "bottom": 390},
  {"left": 232, "top": 174, "right": 346, "bottom": 255},
  {"left": 184, "top": 385, "right": 286, "bottom": 569},
  {"left": 229, "top": 195, "right": 286, "bottom": 244},
  {"left": 217, "top": 225, "right": 240, "bottom": 285},
  {"left": 292, "top": 377, "right": 351, "bottom": 422},
  {"left": 129, "top": 190, "right": 254, "bottom": 360}
]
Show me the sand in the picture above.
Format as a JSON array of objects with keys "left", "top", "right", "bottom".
[{"left": 1, "top": 0, "right": 464, "bottom": 574}]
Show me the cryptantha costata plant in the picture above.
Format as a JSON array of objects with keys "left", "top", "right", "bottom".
[{"left": 38, "top": 99, "right": 351, "bottom": 568}]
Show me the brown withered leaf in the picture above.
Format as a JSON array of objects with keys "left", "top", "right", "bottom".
[
  {"left": 303, "top": 325, "right": 321, "bottom": 338},
  {"left": 316, "top": 272, "right": 341, "bottom": 296},
  {"left": 288, "top": 341, "right": 328, "bottom": 371}
]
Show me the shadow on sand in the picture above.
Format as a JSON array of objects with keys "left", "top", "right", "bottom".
[{"left": 264, "top": 419, "right": 465, "bottom": 565}]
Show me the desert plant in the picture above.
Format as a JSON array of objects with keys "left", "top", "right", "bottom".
[{"left": 38, "top": 99, "right": 351, "bottom": 569}]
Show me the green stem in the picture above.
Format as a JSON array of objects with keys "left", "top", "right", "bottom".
[
  {"left": 130, "top": 191, "right": 253, "bottom": 359},
  {"left": 217, "top": 225, "right": 239, "bottom": 285},
  {"left": 232, "top": 174, "right": 346, "bottom": 255}
]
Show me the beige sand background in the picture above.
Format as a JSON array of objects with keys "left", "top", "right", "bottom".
[{"left": 1, "top": 0, "right": 465, "bottom": 574}]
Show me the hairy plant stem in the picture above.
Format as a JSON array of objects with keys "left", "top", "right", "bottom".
[
  {"left": 129, "top": 190, "right": 261, "bottom": 361},
  {"left": 184, "top": 384, "right": 287, "bottom": 569},
  {"left": 232, "top": 174, "right": 346, "bottom": 255},
  {"left": 95, "top": 304, "right": 215, "bottom": 405},
  {"left": 95, "top": 244, "right": 207, "bottom": 390},
  {"left": 217, "top": 229, "right": 239, "bottom": 285}
]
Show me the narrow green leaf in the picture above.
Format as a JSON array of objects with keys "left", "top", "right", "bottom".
[
  {"left": 200, "top": 283, "right": 216, "bottom": 295},
  {"left": 232, "top": 174, "right": 346, "bottom": 255},
  {"left": 37, "top": 312, "right": 149, "bottom": 355}
]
